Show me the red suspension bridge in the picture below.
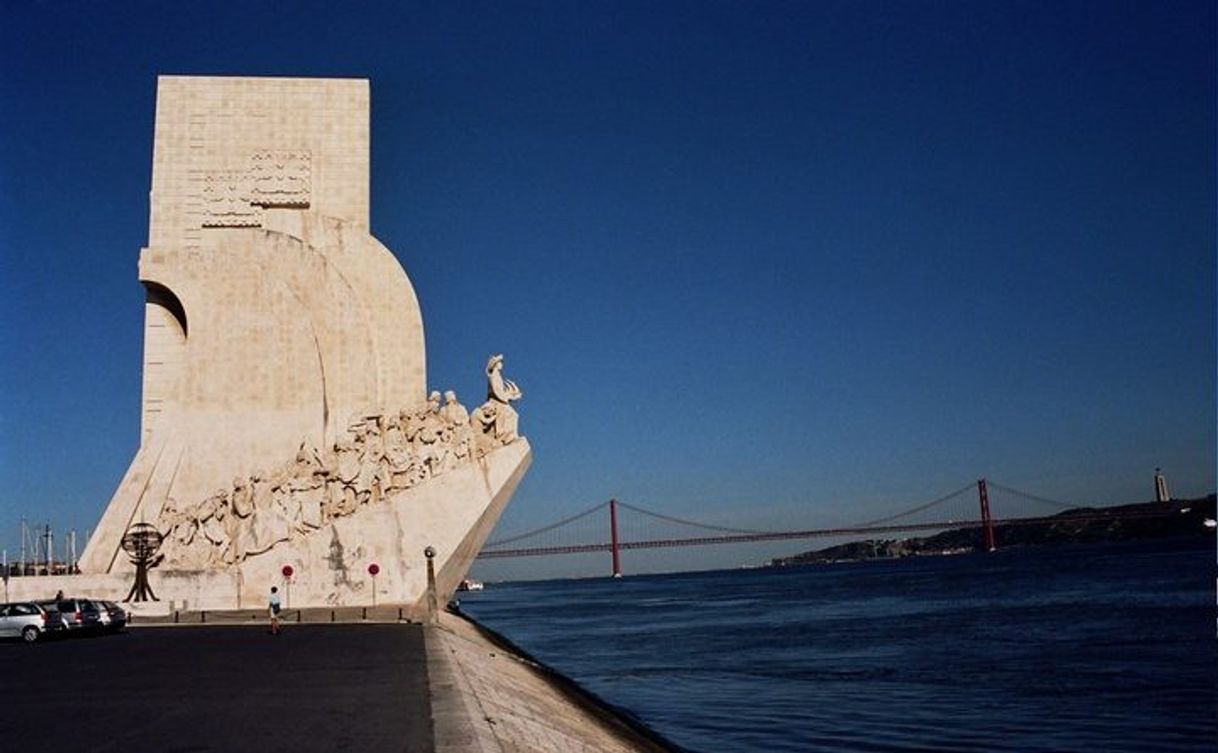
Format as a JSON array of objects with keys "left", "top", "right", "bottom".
[{"left": 476, "top": 479, "right": 1177, "bottom": 576}]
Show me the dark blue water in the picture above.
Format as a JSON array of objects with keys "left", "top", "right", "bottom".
[{"left": 459, "top": 538, "right": 1215, "bottom": 752}]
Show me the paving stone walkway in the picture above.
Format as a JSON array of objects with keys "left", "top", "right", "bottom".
[
  {"left": 1, "top": 617, "right": 676, "bottom": 753},
  {"left": 0, "top": 624, "right": 433, "bottom": 752}
]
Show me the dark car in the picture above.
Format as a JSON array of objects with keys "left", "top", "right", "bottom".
[
  {"left": 38, "top": 598, "right": 102, "bottom": 633},
  {"left": 96, "top": 600, "right": 127, "bottom": 632}
]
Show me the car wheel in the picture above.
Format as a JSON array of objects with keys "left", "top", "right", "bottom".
[{"left": 22, "top": 626, "right": 39, "bottom": 643}]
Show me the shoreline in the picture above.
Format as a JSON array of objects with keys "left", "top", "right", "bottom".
[
  {"left": 437, "top": 608, "right": 683, "bottom": 752},
  {"left": 428, "top": 610, "right": 682, "bottom": 752}
]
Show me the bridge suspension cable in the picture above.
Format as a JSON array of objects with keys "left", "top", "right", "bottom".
[
  {"left": 483, "top": 499, "right": 608, "bottom": 548},
  {"left": 850, "top": 482, "right": 976, "bottom": 528},
  {"left": 986, "top": 481, "right": 1079, "bottom": 511},
  {"left": 614, "top": 500, "right": 775, "bottom": 536}
]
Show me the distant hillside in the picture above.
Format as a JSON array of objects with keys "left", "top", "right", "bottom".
[{"left": 770, "top": 495, "right": 1215, "bottom": 567}]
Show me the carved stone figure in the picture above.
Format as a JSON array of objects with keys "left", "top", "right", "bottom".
[
  {"left": 416, "top": 400, "right": 447, "bottom": 474},
  {"left": 472, "top": 354, "right": 523, "bottom": 452},
  {"left": 293, "top": 442, "right": 324, "bottom": 477},
  {"left": 160, "top": 497, "right": 200, "bottom": 566},
  {"left": 380, "top": 414, "right": 404, "bottom": 448},
  {"left": 470, "top": 402, "right": 499, "bottom": 455},
  {"left": 442, "top": 390, "right": 469, "bottom": 425},
  {"left": 199, "top": 493, "right": 229, "bottom": 548},
  {"left": 287, "top": 451, "right": 326, "bottom": 535},
  {"left": 221, "top": 495, "right": 245, "bottom": 564},
  {"left": 335, "top": 440, "right": 361, "bottom": 485},
  {"left": 231, "top": 477, "right": 254, "bottom": 518},
  {"left": 384, "top": 442, "right": 415, "bottom": 489},
  {"left": 486, "top": 354, "right": 522, "bottom": 404}
]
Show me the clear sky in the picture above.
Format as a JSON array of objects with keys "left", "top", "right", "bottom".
[{"left": 1, "top": 1, "right": 1214, "bottom": 580}]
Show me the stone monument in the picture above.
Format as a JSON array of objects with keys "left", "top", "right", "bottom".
[{"left": 75, "top": 76, "right": 531, "bottom": 613}]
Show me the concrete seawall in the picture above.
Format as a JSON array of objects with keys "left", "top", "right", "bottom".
[{"left": 427, "top": 611, "right": 677, "bottom": 753}]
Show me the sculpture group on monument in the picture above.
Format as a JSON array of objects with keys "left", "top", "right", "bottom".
[
  {"left": 158, "top": 358, "right": 524, "bottom": 570},
  {"left": 26, "top": 75, "right": 536, "bottom": 615}
]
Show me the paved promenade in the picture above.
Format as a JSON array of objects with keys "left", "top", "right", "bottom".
[
  {"left": 0, "top": 616, "right": 676, "bottom": 753},
  {"left": 1, "top": 624, "right": 433, "bottom": 752}
]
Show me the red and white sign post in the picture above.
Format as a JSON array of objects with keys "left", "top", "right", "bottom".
[
  {"left": 281, "top": 564, "right": 294, "bottom": 609},
  {"left": 368, "top": 563, "right": 380, "bottom": 607}
]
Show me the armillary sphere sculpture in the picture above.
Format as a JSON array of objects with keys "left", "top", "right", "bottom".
[{"left": 122, "top": 522, "right": 164, "bottom": 603}]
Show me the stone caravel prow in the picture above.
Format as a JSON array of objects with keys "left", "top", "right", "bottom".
[{"left": 73, "top": 76, "right": 530, "bottom": 615}]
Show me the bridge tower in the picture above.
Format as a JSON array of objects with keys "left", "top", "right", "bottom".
[
  {"left": 977, "top": 478, "right": 997, "bottom": 552},
  {"left": 609, "top": 498, "right": 623, "bottom": 578}
]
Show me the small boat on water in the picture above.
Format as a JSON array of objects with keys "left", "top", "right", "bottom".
[{"left": 457, "top": 578, "right": 485, "bottom": 592}]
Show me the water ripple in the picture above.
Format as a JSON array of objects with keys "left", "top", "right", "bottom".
[{"left": 463, "top": 539, "right": 1216, "bottom": 752}]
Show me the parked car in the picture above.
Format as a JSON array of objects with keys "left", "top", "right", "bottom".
[
  {"left": 95, "top": 600, "right": 127, "bottom": 632},
  {"left": 38, "top": 598, "right": 102, "bottom": 633},
  {"left": 0, "top": 602, "right": 60, "bottom": 642}
]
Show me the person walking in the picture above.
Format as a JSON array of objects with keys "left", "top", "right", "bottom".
[{"left": 269, "top": 586, "right": 282, "bottom": 635}]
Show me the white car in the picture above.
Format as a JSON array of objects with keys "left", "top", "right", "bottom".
[{"left": 0, "top": 602, "right": 57, "bottom": 643}]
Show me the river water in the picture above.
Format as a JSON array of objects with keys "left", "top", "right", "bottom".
[{"left": 457, "top": 538, "right": 1215, "bottom": 752}]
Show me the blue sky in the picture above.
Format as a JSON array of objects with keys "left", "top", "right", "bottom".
[{"left": 1, "top": 1, "right": 1214, "bottom": 579}]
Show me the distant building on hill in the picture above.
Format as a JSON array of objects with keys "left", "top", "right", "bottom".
[{"left": 1154, "top": 468, "right": 1170, "bottom": 503}]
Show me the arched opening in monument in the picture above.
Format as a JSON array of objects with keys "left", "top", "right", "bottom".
[
  {"left": 144, "top": 281, "right": 188, "bottom": 337},
  {"left": 140, "top": 281, "right": 189, "bottom": 443}
]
